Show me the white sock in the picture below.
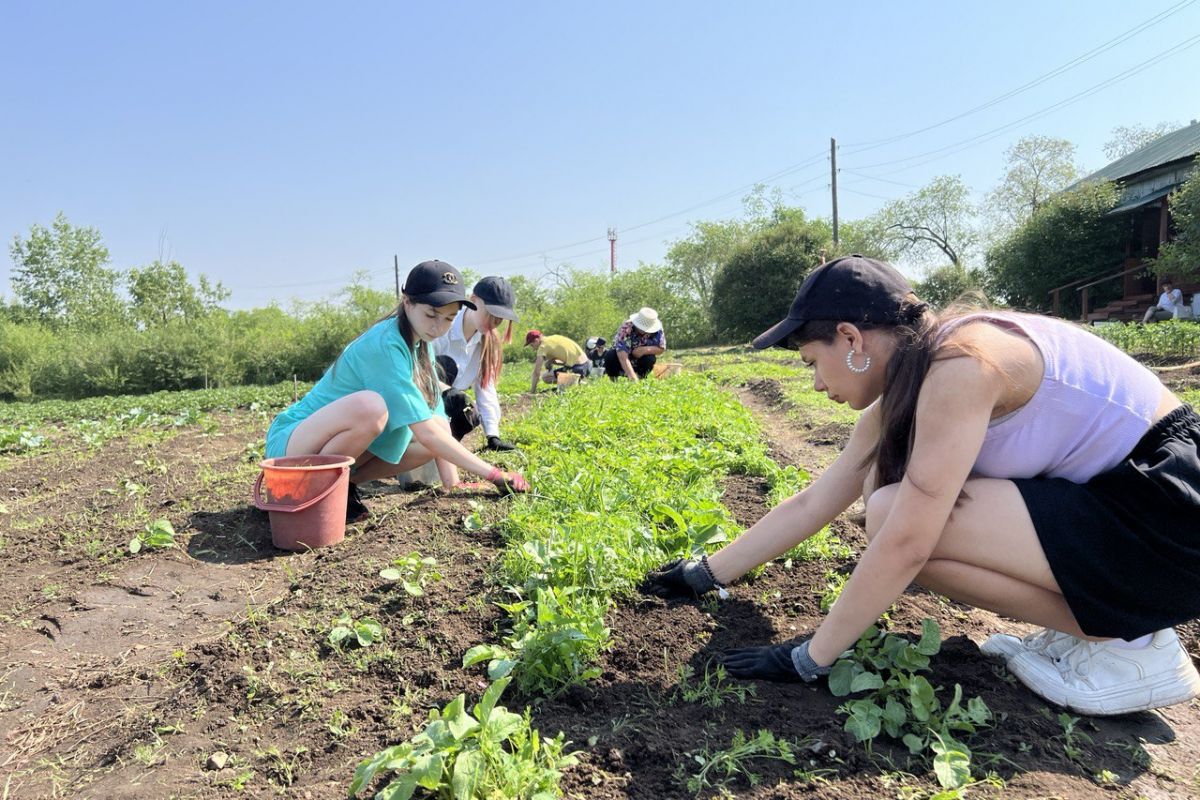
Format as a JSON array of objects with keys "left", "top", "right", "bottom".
[{"left": 1110, "top": 633, "right": 1153, "bottom": 650}]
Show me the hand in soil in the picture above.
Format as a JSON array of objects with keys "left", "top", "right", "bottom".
[
  {"left": 638, "top": 558, "right": 715, "bottom": 598},
  {"left": 719, "top": 641, "right": 829, "bottom": 683},
  {"left": 491, "top": 470, "right": 529, "bottom": 494}
]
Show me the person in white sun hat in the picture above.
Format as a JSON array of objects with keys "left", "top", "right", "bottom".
[
  {"left": 642, "top": 254, "right": 1200, "bottom": 717},
  {"left": 603, "top": 307, "right": 666, "bottom": 380}
]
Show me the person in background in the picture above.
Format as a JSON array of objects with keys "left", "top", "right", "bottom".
[
  {"left": 524, "top": 330, "right": 590, "bottom": 391},
  {"left": 604, "top": 307, "right": 666, "bottom": 381},
  {"left": 264, "top": 261, "right": 528, "bottom": 522},
  {"left": 433, "top": 276, "right": 519, "bottom": 451},
  {"left": 1142, "top": 280, "right": 1183, "bottom": 323},
  {"left": 642, "top": 255, "right": 1200, "bottom": 717},
  {"left": 584, "top": 336, "right": 608, "bottom": 370}
]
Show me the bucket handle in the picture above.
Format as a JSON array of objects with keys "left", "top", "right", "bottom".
[{"left": 253, "top": 466, "right": 349, "bottom": 513}]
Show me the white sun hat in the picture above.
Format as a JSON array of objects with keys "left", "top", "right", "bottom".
[{"left": 629, "top": 307, "right": 662, "bottom": 333}]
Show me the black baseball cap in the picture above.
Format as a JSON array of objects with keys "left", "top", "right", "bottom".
[
  {"left": 402, "top": 261, "right": 476, "bottom": 309},
  {"left": 753, "top": 255, "right": 914, "bottom": 349},
  {"left": 472, "top": 276, "right": 519, "bottom": 321}
]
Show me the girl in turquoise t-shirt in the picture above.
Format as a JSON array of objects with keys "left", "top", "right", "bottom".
[{"left": 265, "top": 261, "right": 528, "bottom": 521}]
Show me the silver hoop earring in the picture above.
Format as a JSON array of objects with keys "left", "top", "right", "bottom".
[{"left": 846, "top": 349, "right": 871, "bottom": 374}]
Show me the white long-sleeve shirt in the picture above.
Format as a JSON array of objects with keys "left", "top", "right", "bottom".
[{"left": 433, "top": 311, "right": 502, "bottom": 438}]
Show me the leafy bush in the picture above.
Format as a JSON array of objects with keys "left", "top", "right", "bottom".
[
  {"left": 349, "top": 677, "right": 574, "bottom": 800},
  {"left": 710, "top": 211, "right": 830, "bottom": 343}
]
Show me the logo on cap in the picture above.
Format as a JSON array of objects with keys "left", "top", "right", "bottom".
[{"left": 442, "top": 272, "right": 459, "bottom": 285}]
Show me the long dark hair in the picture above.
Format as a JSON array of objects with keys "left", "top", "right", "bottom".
[
  {"left": 791, "top": 295, "right": 940, "bottom": 487},
  {"left": 391, "top": 299, "right": 440, "bottom": 407}
]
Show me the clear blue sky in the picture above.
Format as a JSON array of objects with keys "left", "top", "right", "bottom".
[{"left": 3, "top": 1, "right": 1198, "bottom": 309}]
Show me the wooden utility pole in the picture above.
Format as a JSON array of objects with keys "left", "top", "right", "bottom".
[
  {"left": 830, "top": 137, "right": 839, "bottom": 246},
  {"left": 394, "top": 255, "right": 401, "bottom": 302}
]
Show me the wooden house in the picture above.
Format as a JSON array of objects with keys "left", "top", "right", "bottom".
[{"left": 1050, "top": 120, "right": 1200, "bottom": 322}]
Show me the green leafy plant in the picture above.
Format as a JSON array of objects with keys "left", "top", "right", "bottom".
[
  {"left": 380, "top": 552, "right": 442, "bottom": 597},
  {"left": 674, "top": 661, "right": 755, "bottom": 708},
  {"left": 464, "top": 586, "right": 609, "bottom": 697},
  {"left": 349, "top": 677, "right": 575, "bottom": 800},
  {"left": 329, "top": 615, "right": 384, "bottom": 650},
  {"left": 682, "top": 729, "right": 797, "bottom": 796},
  {"left": 828, "top": 620, "right": 992, "bottom": 791},
  {"left": 128, "top": 519, "right": 176, "bottom": 554},
  {"left": 1053, "top": 712, "right": 1093, "bottom": 764}
]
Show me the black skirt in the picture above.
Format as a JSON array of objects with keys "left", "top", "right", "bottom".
[{"left": 1014, "top": 404, "right": 1200, "bottom": 640}]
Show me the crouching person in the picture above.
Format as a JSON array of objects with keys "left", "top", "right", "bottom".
[
  {"left": 641, "top": 255, "right": 1200, "bottom": 717},
  {"left": 524, "top": 329, "right": 590, "bottom": 391},
  {"left": 264, "top": 261, "right": 528, "bottom": 522}
]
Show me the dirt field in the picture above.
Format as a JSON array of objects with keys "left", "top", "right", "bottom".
[{"left": 1, "top": 367, "right": 1199, "bottom": 799}]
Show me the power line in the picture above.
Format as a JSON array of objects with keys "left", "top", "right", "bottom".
[
  {"left": 847, "top": 33, "right": 1200, "bottom": 174},
  {"left": 840, "top": 0, "right": 1196, "bottom": 155}
]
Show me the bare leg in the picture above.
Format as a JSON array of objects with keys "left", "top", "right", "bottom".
[
  {"left": 285, "top": 391, "right": 388, "bottom": 460},
  {"left": 865, "top": 479, "right": 1088, "bottom": 637}
]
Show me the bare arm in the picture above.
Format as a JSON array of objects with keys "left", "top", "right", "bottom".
[
  {"left": 806, "top": 358, "right": 998, "bottom": 665},
  {"left": 530, "top": 353, "right": 544, "bottom": 393},
  {"left": 707, "top": 402, "right": 881, "bottom": 583},
  {"left": 617, "top": 350, "right": 639, "bottom": 381},
  {"left": 632, "top": 345, "right": 665, "bottom": 358},
  {"left": 410, "top": 417, "right": 499, "bottom": 479}
]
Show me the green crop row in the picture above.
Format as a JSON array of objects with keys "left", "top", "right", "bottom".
[
  {"left": 1092, "top": 319, "right": 1200, "bottom": 358},
  {"left": 464, "top": 374, "right": 804, "bottom": 698}
]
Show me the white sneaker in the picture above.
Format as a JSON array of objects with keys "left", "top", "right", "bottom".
[
  {"left": 1006, "top": 628, "right": 1200, "bottom": 716},
  {"left": 980, "top": 628, "right": 1080, "bottom": 662}
]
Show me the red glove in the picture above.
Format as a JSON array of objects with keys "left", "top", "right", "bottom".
[{"left": 485, "top": 466, "right": 529, "bottom": 494}]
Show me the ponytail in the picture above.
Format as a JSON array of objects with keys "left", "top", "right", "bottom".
[
  {"left": 477, "top": 316, "right": 513, "bottom": 389},
  {"left": 792, "top": 296, "right": 940, "bottom": 488},
  {"left": 870, "top": 302, "right": 940, "bottom": 487}
]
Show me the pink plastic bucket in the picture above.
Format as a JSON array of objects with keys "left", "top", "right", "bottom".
[{"left": 253, "top": 454, "right": 355, "bottom": 551}]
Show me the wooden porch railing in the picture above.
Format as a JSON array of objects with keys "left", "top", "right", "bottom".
[{"left": 1073, "top": 264, "right": 1153, "bottom": 320}]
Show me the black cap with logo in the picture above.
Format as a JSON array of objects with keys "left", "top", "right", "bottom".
[
  {"left": 753, "top": 255, "right": 917, "bottom": 349},
  {"left": 402, "top": 261, "right": 477, "bottom": 309},
  {"left": 472, "top": 276, "right": 519, "bottom": 321}
]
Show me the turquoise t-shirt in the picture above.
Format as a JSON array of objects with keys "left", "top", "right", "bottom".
[{"left": 266, "top": 318, "right": 446, "bottom": 464}]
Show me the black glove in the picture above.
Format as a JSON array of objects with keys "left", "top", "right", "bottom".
[
  {"left": 486, "top": 435, "right": 517, "bottom": 451},
  {"left": 719, "top": 639, "right": 830, "bottom": 683},
  {"left": 639, "top": 557, "right": 717, "bottom": 598}
]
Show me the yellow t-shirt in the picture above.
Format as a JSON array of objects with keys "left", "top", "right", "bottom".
[{"left": 538, "top": 335, "right": 584, "bottom": 365}]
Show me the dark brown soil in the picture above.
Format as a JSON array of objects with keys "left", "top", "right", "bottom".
[{"left": 1, "top": 375, "right": 1198, "bottom": 799}]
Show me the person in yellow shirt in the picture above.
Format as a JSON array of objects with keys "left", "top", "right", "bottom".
[{"left": 524, "top": 330, "right": 591, "bottom": 392}]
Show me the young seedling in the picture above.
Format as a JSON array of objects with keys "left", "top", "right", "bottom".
[
  {"left": 828, "top": 619, "right": 992, "bottom": 792},
  {"left": 129, "top": 519, "right": 176, "bottom": 554},
  {"left": 379, "top": 553, "right": 441, "bottom": 597},
  {"left": 349, "top": 677, "right": 575, "bottom": 799},
  {"left": 674, "top": 661, "right": 755, "bottom": 709},
  {"left": 329, "top": 615, "right": 384, "bottom": 650},
  {"left": 682, "top": 729, "right": 797, "bottom": 796}
]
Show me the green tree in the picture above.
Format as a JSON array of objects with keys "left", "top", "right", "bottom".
[
  {"left": 9, "top": 212, "right": 125, "bottom": 329},
  {"left": 665, "top": 218, "right": 755, "bottom": 318},
  {"left": 879, "top": 175, "right": 978, "bottom": 267},
  {"left": 984, "top": 181, "right": 1124, "bottom": 315},
  {"left": 1154, "top": 169, "right": 1200, "bottom": 281},
  {"left": 913, "top": 264, "right": 991, "bottom": 310},
  {"left": 985, "top": 135, "right": 1080, "bottom": 233},
  {"left": 710, "top": 210, "right": 831, "bottom": 343},
  {"left": 1102, "top": 121, "right": 1179, "bottom": 161},
  {"left": 127, "top": 260, "right": 230, "bottom": 327}
]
